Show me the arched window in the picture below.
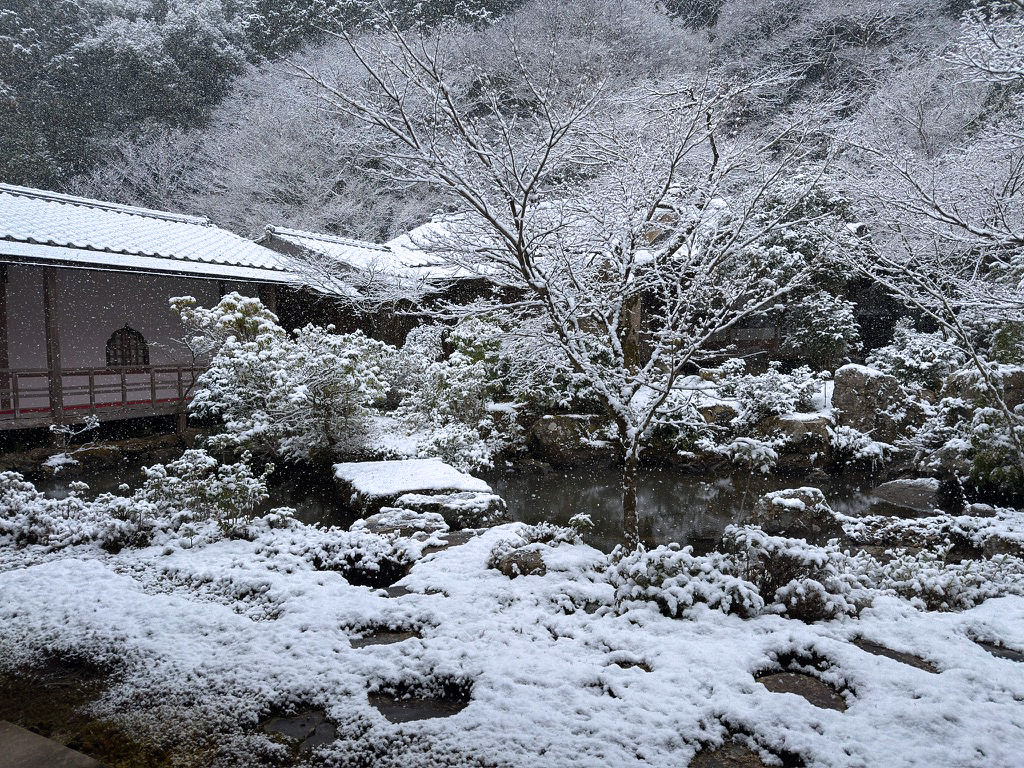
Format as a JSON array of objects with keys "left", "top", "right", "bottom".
[{"left": 106, "top": 325, "right": 150, "bottom": 367}]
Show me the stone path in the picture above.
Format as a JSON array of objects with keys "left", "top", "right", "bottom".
[{"left": 0, "top": 720, "right": 102, "bottom": 768}]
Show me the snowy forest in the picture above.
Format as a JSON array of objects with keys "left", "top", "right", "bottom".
[{"left": 2, "top": 1, "right": 1024, "bottom": 767}]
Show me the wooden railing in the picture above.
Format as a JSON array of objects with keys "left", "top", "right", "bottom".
[{"left": 0, "top": 365, "right": 200, "bottom": 429}]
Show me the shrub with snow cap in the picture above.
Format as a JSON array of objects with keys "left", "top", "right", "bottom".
[
  {"left": 722, "top": 526, "right": 867, "bottom": 622},
  {"left": 607, "top": 544, "right": 764, "bottom": 619}
]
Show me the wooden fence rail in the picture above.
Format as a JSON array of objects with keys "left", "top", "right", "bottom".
[{"left": 0, "top": 366, "right": 200, "bottom": 430}]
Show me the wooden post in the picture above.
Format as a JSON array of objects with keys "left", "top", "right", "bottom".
[
  {"left": 175, "top": 366, "right": 187, "bottom": 436},
  {"left": 0, "top": 265, "right": 10, "bottom": 411},
  {"left": 42, "top": 267, "right": 65, "bottom": 446},
  {"left": 258, "top": 284, "right": 277, "bottom": 314}
]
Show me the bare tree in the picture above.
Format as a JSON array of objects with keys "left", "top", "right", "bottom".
[
  {"left": 843, "top": 0, "right": 1024, "bottom": 465},
  {"left": 299, "top": 7, "right": 831, "bottom": 547}
]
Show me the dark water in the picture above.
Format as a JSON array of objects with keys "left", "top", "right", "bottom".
[
  {"left": 39, "top": 460, "right": 881, "bottom": 552},
  {"left": 485, "top": 467, "right": 880, "bottom": 552}
]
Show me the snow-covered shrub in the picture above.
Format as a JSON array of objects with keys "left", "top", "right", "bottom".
[
  {"left": 177, "top": 294, "right": 394, "bottom": 462},
  {"left": 724, "top": 436, "right": 781, "bottom": 473},
  {"left": 485, "top": 518, "right": 588, "bottom": 576},
  {"left": 864, "top": 547, "right": 1024, "bottom": 611},
  {"left": 607, "top": 544, "right": 764, "bottom": 619},
  {"left": 138, "top": 449, "right": 273, "bottom": 534},
  {"left": 648, "top": 387, "right": 723, "bottom": 457},
  {"left": 780, "top": 290, "right": 862, "bottom": 370},
  {"left": 867, "top": 319, "right": 967, "bottom": 392},
  {"left": 278, "top": 526, "right": 416, "bottom": 588},
  {"left": 708, "top": 357, "right": 748, "bottom": 397},
  {"left": 501, "top": 330, "right": 603, "bottom": 413},
  {"left": 827, "top": 425, "right": 896, "bottom": 469},
  {"left": 722, "top": 526, "right": 866, "bottom": 622},
  {"left": 0, "top": 450, "right": 284, "bottom": 552},
  {"left": 728, "top": 363, "right": 821, "bottom": 435},
  {"left": 394, "top": 320, "right": 520, "bottom": 471},
  {"left": 0, "top": 473, "right": 154, "bottom": 552},
  {"left": 968, "top": 406, "right": 1024, "bottom": 500}
]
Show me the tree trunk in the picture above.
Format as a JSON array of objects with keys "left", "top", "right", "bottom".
[{"left": 622, "top": 448, "right": 640, "bottom": 550}]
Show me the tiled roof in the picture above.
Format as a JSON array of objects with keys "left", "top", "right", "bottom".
[
  {"left": 264, "top": 226, "right": 396, "bottom": 271},
  {"left": 265, "top": 224, "right": 471, "bottom": 282},
  {"left": 0, "top": 184, "right": 294, "bottom": 282}
]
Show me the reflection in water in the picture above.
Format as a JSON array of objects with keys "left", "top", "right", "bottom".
[
  {"left": 40, "top": 459, "right": 882, "bottom": 553},
  {"left": 485, "top": 467, "right": 881, "bottom": 552}
]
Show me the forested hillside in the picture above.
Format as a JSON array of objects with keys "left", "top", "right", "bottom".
[{"left": 3, "top": 0, "right": 975, "bottom": 239}]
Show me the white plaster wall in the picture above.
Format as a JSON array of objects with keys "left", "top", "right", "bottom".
[
  {"left": 4, "top": 265, "right": 271, "bottom": 370},
  {"left": 6, "top": 264, "right": 47, "bottom": 369},
  {"left": 53, "top": 268, "right": 224, "bottom": 369}
]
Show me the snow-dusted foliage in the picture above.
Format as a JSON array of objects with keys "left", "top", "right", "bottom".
[
  {"left": 828, "top": 425, "right": 896, "bottom": 469},
  {"left": 866, "top": 548, "right": 1024, "bottom": 612},
  {"left": 867, "top": 319, "right": 968, "bottom": 392},
  {"left": 177, "top": 293, "right": 394, "bottom": 462},
  {"left": 722, "top": 526, "right": 867, "bottom": 622},
  {"left": 0, "top": 451, "right": 277, "bottom": 552},
  {"left": 137, "top": 449, "right": 273, "bottom": 533},
  {"left": 723, "top": 436, "right": 782, "bottom": 474},
  {"left": 725, "top": 362, "right": 821, "bottom": 434},
  {"left": 392, "top": 319, "right": 520, "bottom": 471},
  {"left": 608, "top": 527, "right": 866, "bottom": 623},
  {"left": 780, "top": 290, "right": 862, "bottom": 370},
  {"left": 608, "top": 543, "right": 764, "bottom": 618},
  {"left": 0, "top": 473, "right": 154, "bottom": 553}
]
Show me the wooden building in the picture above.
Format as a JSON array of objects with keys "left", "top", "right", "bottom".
[{"left": 0, "top": 184, "right": 297, "bottom": 434}]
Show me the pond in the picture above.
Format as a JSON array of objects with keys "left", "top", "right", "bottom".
[
  {"left": 484, "top": 467, "right": 882, "bottom": 552},
  {"left": 39, "top": 457, "right": 885, "bottom": 553}
]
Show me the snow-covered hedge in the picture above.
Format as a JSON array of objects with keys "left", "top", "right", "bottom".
[
  {"left": 0, "top": 450, "right": 280, "bottom": 553},
  {"left": 392, "top": 320, "right": 521, "bottom": 471},
  {"left": 719, "top": 360, "right": 822, "bottom": 435},
  {"left": 722, "top": 526, "right": 868, "bottom": 622},
  {"left": 867, "top": 319, "right": 967, "bottom": 392},
  {"left": 607, "top": 544, "right": 764, "bottom": 618}
]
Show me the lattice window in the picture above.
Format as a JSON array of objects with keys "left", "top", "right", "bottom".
[{"left": 105, "top": 325, "right": 150, "bottom": 367}]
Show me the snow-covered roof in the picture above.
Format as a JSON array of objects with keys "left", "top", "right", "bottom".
[
  {"left": 0, "top": 184, "right": 295, "bottom": 283},
  {"left": 264, "top": 223, "right": 472, "bottom": 282}
]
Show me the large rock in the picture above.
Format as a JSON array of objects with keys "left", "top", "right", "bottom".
[
  {"left": 351, "top": 508, "right": 449, "bottom": 537},
  {"left": 774, "top": 415, "right": 833, "bottom": 472},
  {"left": 527, "top": 414, "right": 618, "bottom": 468},
  {"left": 749, "top": 487, "right": 845, "bottom": 543},
  {"left": 394, "top": 491, "right": 511, "bottom": 530},
  {"left": 832, "top": 364, "right": 917, "bottom": 444},
  {"left": 490, "top": 547, "right": 547, "bottom": 578},
  {"left": 698, "top": 402, "right": 739, "bottom": 427},
  {"left": 870, "top": 478, "right": 941, "bottom": 514},
  {"left": 333, "top": 458, "right": 492, "bottom": 514}
]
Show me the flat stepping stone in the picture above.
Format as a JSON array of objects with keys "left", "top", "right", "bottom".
[
  {"left": 261, "top": 710, "right": 337, "bottom": 752},
  {"left": 0, "top": 720, "right": 102, "bottom": 768},
  {"left": 690, "top": 742, "right": 774, "bottom": 767},
  {"left": 368, "top": 693, "right": 470, "bottom": 723},
  {"left": 421, "top": 529, "right": 481, "bottom": 556},
  {"left": 351, "top": 629, "right": 422, "bottom": 648},
  {"left": 976, "top": 641, "right": 1024, "bottom": 662},
  {"left": 853, "top": 639, "right": 939, "bottom": 673},
  {"left": 756, "top": 672, "right": 847, "bottom": 711}
]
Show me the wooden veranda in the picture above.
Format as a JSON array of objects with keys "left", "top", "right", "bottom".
[{"left": 0, "top": 365, "right": 200, "bottom": 432}]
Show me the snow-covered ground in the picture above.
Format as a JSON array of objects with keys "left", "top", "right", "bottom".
[{"left": 2, "top": 513, "right": 1024, "bottom": 768}]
